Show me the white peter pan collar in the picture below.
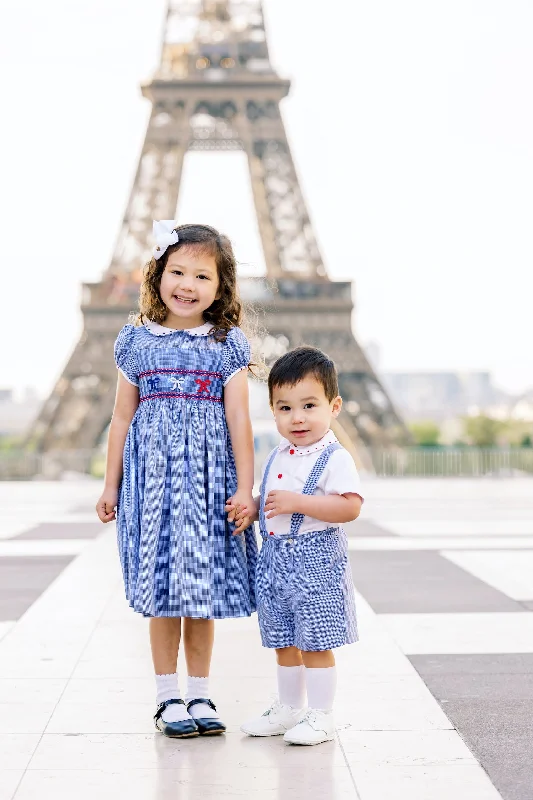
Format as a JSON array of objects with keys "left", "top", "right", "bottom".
[
  {"left": 144, "top": 320, "right": 213, "bottom": 337},
  {"left": 278, "top": 429, "right": 338, "bottom": 457}
]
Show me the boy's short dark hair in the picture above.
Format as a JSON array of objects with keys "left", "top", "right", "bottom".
[{"left": 268, "top": 346, "right": 339, "bottom": 405}]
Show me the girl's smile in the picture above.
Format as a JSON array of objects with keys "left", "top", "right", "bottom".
[{"left": 159, "top": 248, "right": 219, "bottom": 329}]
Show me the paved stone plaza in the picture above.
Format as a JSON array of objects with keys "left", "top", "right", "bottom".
[{"left": 0, "top": 477, "right": 531, "bottom": 799}]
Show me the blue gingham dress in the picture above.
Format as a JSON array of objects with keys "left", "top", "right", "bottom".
[
  {"left": 256, "top": 443, "right": 358, "bottom": 651},
  {"left": 114, "top": 322, "right": 257, "bottom": 619}
]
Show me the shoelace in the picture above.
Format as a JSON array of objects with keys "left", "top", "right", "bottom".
[
  {"left": 262, "top": 700, "right": 283, "bottom": 718},
  {"left": 300, "top": 709, "right": 331, "bottom": 732}
]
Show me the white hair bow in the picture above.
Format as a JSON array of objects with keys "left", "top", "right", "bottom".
[{"left": 153, "top": 220, "right": 179, "bottom": 259}]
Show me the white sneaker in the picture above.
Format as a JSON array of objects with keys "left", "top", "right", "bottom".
[
  {"left": 240, "top": 701, "right": 306, "bottom": 737},
  {"left": 283, "top": 709, "right": 335, "bottom": 745}
]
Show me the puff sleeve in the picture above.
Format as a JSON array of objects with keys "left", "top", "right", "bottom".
[
  {"left": 113, "top": 325, "right": 139, "bottom": 386},
  {"left": 321, "top": 449, "right": 364, "bottom": 500},
  {"left": 221, "top": 327, "right": 251, "bottom": 386}
]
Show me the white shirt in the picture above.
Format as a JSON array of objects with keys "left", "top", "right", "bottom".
[{"left": 261, "top": 430, "right": 363, "bottom": 536}]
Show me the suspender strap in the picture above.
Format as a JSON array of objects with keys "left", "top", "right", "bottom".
[
  {"left": 259, "top": 441, "right": 342, "bottom": 538},
  {"left": 259, "top": 447, "right": 279, "bottom": 537},
  {"left": 289, "top": 443, "right": 341, "bottom": 536}
]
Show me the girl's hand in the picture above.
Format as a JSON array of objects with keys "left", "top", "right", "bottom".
[
  {"left": 264, "top": 490, "right": 300, "bottom": 519},
  {"left": 232, "top": 504, "right": 252, "bottom": 535},
  {"left": 225, "top": 500, "right": 250, "bottom": 535},
  {"left": 227, "top": 490, "right": 254, "bottom": 518},
  {"left": 225, "top": 499, "right": 237, "bottom": 523},
  {"left": 226, "top": 491, "right": 255, "bottom": 535},
  {"left": 96, "top": 487, "right": 118, "bottom": 523}
]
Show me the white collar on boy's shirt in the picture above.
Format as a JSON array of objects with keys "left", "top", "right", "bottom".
[
  {"left": 144, "top": 320, "right": 213, "bottom": 337},
  {"left": 277, "top": 429, "right": 338, "bottom": 457}
]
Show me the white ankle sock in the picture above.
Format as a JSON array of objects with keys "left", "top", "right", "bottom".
[
  {"left": 155, "top": 673, "right": 191, "bottom": 723},
  {"left": 277, "top": 664, "right": 306, "bottom": 708},
  {"left": 305, "top": 667, "right": 337, "bottom": 712},
  {"left": 186, "top": 675, "right": 219, "bottom": 719}
]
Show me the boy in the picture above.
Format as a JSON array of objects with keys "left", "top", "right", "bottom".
[{"left": 228, "top": 346, "right": 363, "bottom": 745}]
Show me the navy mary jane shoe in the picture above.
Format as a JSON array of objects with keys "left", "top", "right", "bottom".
[
  {"left": 187, "top": 698, "right": 227, "bottom": 735},
  {"left": 154, "top": 699, "right": 199, "bottom": 738}
]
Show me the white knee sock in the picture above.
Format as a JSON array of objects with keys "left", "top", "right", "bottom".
[
  {"left": 186, "top": 675, "right": 219, "bottom": 719},
  {"left": 277, "top": 665, "right": 306, "bottom": 708},
  {"left": 155, "top": 673, "right": 191, "bottom": 723},
  {"left": 305, "top": 667, "right": 337, "bottom": 712}
]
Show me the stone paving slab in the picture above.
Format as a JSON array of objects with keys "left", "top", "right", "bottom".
[
  {"left": 438, "top": 701, "right": 532, "bottom": 800},
  {"left": 345, "top": 519, "right": 398, "bottom": 537},
  {"left": 410, "top": 653, "right": 533, "bottom": 687},
  {"left": 0, "top": 557, "right": 74, "bottom": 621},
  {"left": 0, "top": 517, "right": 500, "bottom": 799},
  {"left": 410, "top": 654, "right": 533, "bottom": 800},
  {"left": 15, "top": 523, "right": 103, "bottom": 540},
  {"left": 349, "top": 550, "right": 524, "bottom": 613},
  {"left": 3, "top": 478, "right": 533, "bottom": 798}
]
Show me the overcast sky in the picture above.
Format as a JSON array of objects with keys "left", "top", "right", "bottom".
[{"left": 0, "top": 0, "right": 531, "bottom": 398}]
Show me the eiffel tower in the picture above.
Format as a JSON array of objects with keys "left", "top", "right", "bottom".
[{"left": 30, "top": 0, "right": 407, "bottom": 457}]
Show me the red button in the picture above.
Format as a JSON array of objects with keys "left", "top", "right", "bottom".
[
  {"left": 269, "top": 532, "right": 274, "bottom": 536},
  {"left": 278, "top": 473, "right": 282, "bottom": 479},
  {"left": 289, "top": 449, "right": 295, "bottom": 454}
]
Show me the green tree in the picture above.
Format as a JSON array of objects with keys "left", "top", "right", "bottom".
[
  {"left": 464, "top": 415, "right": 503, "bottom": 447},
  {"left": 0, "top": 436, "right": 24, "bottom": 452},
  {"left": 409, "top": 421, "right": 441, "bottom": 447}
]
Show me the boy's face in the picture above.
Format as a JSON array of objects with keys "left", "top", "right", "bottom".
[{"left": 271, "top": 376, "right": 342, "bottom": 448}]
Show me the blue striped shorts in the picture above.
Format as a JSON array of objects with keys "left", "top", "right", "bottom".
[{"left": 255, "top": 527, "right": 358, "bottom": 651}]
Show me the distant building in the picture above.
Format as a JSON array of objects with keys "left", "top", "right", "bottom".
[
  {"left": 381, "top": 371, "right": 506, "bottom": 421},
  {"left": 508, "top": 390, "right": 533, "bottom": 422},
  {"left": 0, "top": 388, "right": 41, "bottom": 437}
]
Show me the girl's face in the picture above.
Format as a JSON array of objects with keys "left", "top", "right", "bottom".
[{"left": 159, "top": 247, "right": 219, "bottom": 328}]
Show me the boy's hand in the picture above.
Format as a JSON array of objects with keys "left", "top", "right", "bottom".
[{"left": 264, "top": 490, "right": 300, "bottom": 519}]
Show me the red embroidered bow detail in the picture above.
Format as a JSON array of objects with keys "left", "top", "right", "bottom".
[{"left": 195, "top": 377, "right": 211, "bottom": 395}]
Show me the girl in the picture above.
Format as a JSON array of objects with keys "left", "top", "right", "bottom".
[{"left": 96, "top": 221, "right": 257, "bottom": 739}]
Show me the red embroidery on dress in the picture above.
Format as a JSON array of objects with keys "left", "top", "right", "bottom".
[
  {"left": 139, "top": 368, "right": 222, "bottom": 379},
  {"left": 195, "top": 377, "right": 212, "bottom": 395},
  {"left": 140, "top": 392, "right": 222, "bottom": 403}
]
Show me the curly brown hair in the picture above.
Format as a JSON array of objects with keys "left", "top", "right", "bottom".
[{"left": 135, "top": 223, "right": 242, "bottom": 342}]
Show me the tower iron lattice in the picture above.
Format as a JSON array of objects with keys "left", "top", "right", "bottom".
[{"left": 30, "top": 0, "right": 407, "bottom": 456}]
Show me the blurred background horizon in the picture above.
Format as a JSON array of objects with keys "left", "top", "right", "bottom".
[
  {"left": 0, "top": 7, "right": 531, "bottom": 789},
  {"left": 1, "top": 0, "right": 532, "bottom": 444}
]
